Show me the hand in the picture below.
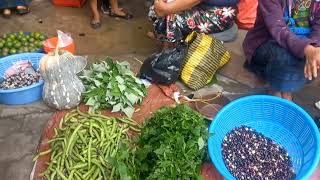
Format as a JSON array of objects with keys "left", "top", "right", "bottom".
[
  {"left": 154, "top": 0, "right": 169, "bottom": 17},
  {"left": 304, "top": 45, "right": 320, "bottom": 80}
]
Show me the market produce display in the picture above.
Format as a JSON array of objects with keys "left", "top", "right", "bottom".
[
  {"left": 40, "top": 50, "right": 85, "bottom": 110},
  {"left": 34, "top": 108, "right": 141, "bottom": 180},
  {"left": 222, "top": 126, "right": 295, "bottom": 180},
  {"left": 0, "top": 71, "right": 40, "bottom": 90},
  {"left": 0, "top": 32, "right": 46, "bottom": 57},
  {"left": 134, "top": 105, "right": 208, "bottom": 179},
  {"left": 81, "top": 59, "right": 147, "bottom": 117}
]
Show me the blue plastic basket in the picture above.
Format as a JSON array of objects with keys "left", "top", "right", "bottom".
[
  {"left": 208, "top": 95, "right": 320, "bottom": 180},
  {"left": 0, "top": 53, "right": 45, "bottom": 105}
]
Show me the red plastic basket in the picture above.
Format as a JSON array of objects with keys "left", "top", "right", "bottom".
[{"left": 51, "top": 0, "right": 87, "bottom": 8}]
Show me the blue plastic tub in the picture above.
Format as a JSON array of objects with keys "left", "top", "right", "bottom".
[
  {"left": 208, "top": 95, "right": 320, "bottom": 180},
  {"left": 0, "top": 53, "right": 45, "bottom": 105}
]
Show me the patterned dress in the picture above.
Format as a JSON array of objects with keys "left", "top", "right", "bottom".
[
  {"left": 0, "top": 0, "right": 32, "bottom": 9},
  {"left": 149, "top": 3, "right": 237, "bottom": 42}
]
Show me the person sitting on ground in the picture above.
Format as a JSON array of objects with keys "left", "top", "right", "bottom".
[
  {"left": 0, "top": 0, "right": 31, "bottom": 18},
  {"left": 243, "top": 0, "right": 320, "bottom": 101},
  {"left": 147, "top": 0, "right": 238, "bottom": 45},
  {"left": 90, "top": 0, "right": 133, "bottom": 29}
]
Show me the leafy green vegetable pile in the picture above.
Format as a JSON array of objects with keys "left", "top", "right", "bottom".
[
  {"left": 134, "top": 105, "right": 208, "bottom": 179},
  {"left": 80, "top": 59, "right": 147, "bottom": 117}
]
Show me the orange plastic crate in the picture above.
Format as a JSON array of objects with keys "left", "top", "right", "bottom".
[{"left": 52, "top": 0, "right": 87, "bottom": 8}]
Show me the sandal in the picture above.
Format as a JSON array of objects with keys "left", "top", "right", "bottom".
[
  {"left": 16, "top": 6, "right": 30, "bottom": 15},
  {"left": 109, "top": 9, "right": 133, "bottom": 20},
  {"left": 90, "top": 20, "right": 102, "bottom": 29},
  {"left": 2, "top": 9, "right": 11, "bottom": 19}
]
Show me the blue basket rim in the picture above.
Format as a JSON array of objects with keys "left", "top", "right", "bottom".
[
  {"left": 0, "top": 80, "right": 44, "bottom": 93},
  {"left": 0, "top": 53, "right": 45, "bottom": 93},
  {"left": 208, "top": 95, "right": 320, "bottom": 180}
]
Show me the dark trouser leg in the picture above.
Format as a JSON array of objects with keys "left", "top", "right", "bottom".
[{"left": 247, "top": 40, "right": 307, "bottom": 93}]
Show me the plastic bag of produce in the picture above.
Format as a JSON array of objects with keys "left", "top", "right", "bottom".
[
  {"left": 43, "top": 30, "right": 73, "bottom": 49},
  {"left": 40, "top": 36, "right": 85, "bottom": 110},
  {"left": 139, "top": 43, "right": 188, "bottom": 84},
  {"left": 4, "top": 60, "right": 36, "bottom": 78}
]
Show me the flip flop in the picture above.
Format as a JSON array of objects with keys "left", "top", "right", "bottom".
[
  {"left": 90, "top": 20, "right": 102, "bottom": 29},
  {"left": 16, "top": 7, "right": 30, "bottom": 15},
  {"left": 109, "top": 10, "right": 133, "bottom": 20}
]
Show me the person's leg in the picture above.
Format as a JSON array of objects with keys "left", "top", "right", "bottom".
[
  {"left": 109, "top": 0, "right": 124, "bottom": 15},
  {"left": 192, "top": 6, "right": 237, "bottom": 34},
  {"left": 90, "top": 0, "right": 100, "bottom": 22},
  {"left": 108, "top": 0, "right": 132, "bottom": 19},
  {"left": 90, "top": 0, "right": 101, "bottom": 29},
  {"left": 249, "top": 41, "right": 306, "bottom": 101}
]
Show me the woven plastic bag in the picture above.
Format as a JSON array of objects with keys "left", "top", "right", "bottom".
[{"left": 181, "top": 32, "right": 231, "bottom": 90}]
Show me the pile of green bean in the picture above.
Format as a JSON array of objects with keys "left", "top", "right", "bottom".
[{"left": 34, "top": 108, "right": 140, "bottom": 180}]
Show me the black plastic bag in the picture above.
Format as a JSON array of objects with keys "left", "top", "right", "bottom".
[{"left": 140, "top": 44, "right": 188, "bottom": 84}]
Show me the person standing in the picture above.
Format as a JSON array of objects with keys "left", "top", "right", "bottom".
[
  {"left": 90, "top": 0, "right": 133, "bottom": 29},
  {"left": 1, "top": 0, "right": 32, "bottom": 18}
]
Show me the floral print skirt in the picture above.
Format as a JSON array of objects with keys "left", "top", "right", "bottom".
[{"left": 149, "top": 4, "right": 237, "bottom": 42}]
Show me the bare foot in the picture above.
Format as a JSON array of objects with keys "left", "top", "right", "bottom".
[
  {"left": 282, "top": 92, "right": 293, "bottom": 101},
  {"left": 111, "top": 8, "right": 126, "bottom": 16}
]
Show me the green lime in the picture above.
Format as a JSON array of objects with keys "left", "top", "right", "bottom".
[
  {"left": 9, "top": 48, "right": 17, "bottom": 55},
  {"left": 5, "top": 41, "right": 13, "bottom": 48},
  {"left": 21, "top": 37, "right": 27, "bottom": 42},
  {"left": 9, "top": 34, "right": 16, "bottom": 40},
  {"left": 29, "top": 37, "right": 35, "bottom": 43},
  {"left": 34, "top": 32, "right": 41, "bottom": 39},
  {"left": 0, "top": 42, "right": 3, "bottom": 48},
  {"left": 18, "top": 31, "right": 24, "bottom": 36},
  {"left": 2, "top": 47, "right": 9, "bottom": 53},
  {"left": 2, "top": 34, "right": 7, "bottom": 39},
  {"left": 31, "top": 32, "right": 37, "bottom": 38},
  {"left": 23, "top": 42, "right": 29, "bottom": 46},
  {"left": 17, "top": 35, "right": 23, "bottom": 40},
  {"left": 23, "top": 47, "right": 29, "bottom": 52},
  {"left": 2, "top": 51, "right": 8, "bottom": 57},
  {"left": 38, "top": 35, "right": 46, "bottom": 41},
  {"left": 29, "top": 43, "right": 35, "bottom": 48},
  {"left": 14, "top": 42, "right": 22, "bottom": 49}
]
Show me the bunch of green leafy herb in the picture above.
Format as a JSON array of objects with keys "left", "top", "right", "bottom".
[
  {"left": 134, "top": 105, "right": 208, "bottom": 180},
  {"left": 80, "top": 58, "right": 147, "bottom": 117}
]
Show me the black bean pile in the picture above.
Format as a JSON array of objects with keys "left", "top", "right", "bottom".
[
  {"left": 0, "top": 71, "right": 40, "bottom": 90},
  {"left": 222, "top": 126, "right": 296, "bottom": 180}
]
